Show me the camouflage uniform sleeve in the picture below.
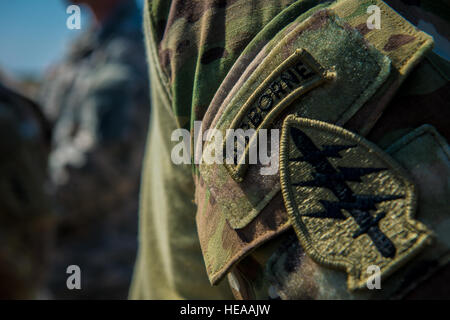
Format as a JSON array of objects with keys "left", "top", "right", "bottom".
[
  {"left": 134, "top": 0, "right": 450, "bottom": 300},
  {"left": 133, "top": 0, "right": 335, "bottom": 299},
  {"left": 129, "top": 0, "right": 233, "bottom": 299},
  {"left": 47, "top": 42, "right": 151, "bottom": 230},
  {"left": 193, "top": 0, "right": 450, "bottom": 299}
]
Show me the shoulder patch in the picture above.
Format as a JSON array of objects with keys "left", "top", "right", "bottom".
[
  {"left": 224, "top": 49, "right": 334, "bottom": 181},
  {"left": 279, "top": 115, "right": 433, "bottom": 290}
]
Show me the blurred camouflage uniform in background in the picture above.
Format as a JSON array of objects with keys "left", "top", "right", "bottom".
[
  {"left": 0, "top": 82, "right": 54, "bottom": 299},
  {"left": 132, "top": 0, "right": 449, "bottom": 299},
  {"left": 39, "top": 0, "right": 149, "bottom": 299}
]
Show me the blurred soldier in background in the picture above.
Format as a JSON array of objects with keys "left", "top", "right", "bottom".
[
  {"left": 132, "top": 0, "right": 449, "bottom": 299},
  {"left": 0, "top": 81, "right": 54, "bottom": 299},
  {"left": 39, "top": 0, "right": 149, "bottom": 299}
]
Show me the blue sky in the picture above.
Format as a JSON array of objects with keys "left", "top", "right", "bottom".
[
  {"left": 0, "top": 1, "right": 87, "bottom": 78},
  {"left": 0, "top": 1, "right": 143, "bottom": 79}
]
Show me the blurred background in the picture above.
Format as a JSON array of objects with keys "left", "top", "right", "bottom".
[
  {"left": 0, "top": 0, "right": 149, "bottom": 299},
  {"left": 0, "top": 1, "right": 86, "bottom": 94}
]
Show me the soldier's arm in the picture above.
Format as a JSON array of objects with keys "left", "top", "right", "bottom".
[
  {"left": 225, "top": 1, "right": 450, "bottom": 299},
  {"left": 194, "top": 0, "right": 450, "bottom": 299},
  {"left": 130, "top": 0, "right": 233, "bottom": 299},
  {"left": 136, "top": 0, "right": 450, "bottom": 299}
]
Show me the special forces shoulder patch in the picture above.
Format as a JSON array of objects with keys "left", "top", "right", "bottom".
[{"left": 279, "top": 115, "right": 433, "bottom": 290}]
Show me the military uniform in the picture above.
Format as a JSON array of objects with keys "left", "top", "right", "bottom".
[
  {"left": 0, "top": 83, "right": 53, "bottom": 299},
  {"left": 39, "top": 1, "right": 149, "bottom": 299},
  {"left": 132, "top": 0, "right": 450, "bottom": 299}
]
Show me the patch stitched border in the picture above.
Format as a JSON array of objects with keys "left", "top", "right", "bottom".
[
  {"left": 279, "top": 115, "right": 433, "bottom": 290},
  {"left": 223, "top": 49, "right": 334, "bottom": 182},
  {"left": 200, "top": 9, "right": 395, "bottom": 231}
]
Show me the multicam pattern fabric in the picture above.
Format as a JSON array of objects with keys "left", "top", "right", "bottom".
[
  {"left": 39, "top": 1, "right": 149, "bottom": 299},
  {"left": 199, "top": 7, "right": 394, "bottom": 234},
  {"left": 279, "top": 116, "right": 432, "bottom": 290},
  {"left": 198, "top": 0, "right": 435, "bottom": 286},
  {"left": 133, "top": 0, "right": 450, "bottom": 299}
]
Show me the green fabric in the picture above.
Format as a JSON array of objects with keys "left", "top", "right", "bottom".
[
  {"left": 130, "top": 69, "right": 231, "bottom": 298},
  {"left": 132, "top": 0, "right": 450, "bottom": 300},
  {"left": 130, "top": 0, "right": 235, "bottom": 299},
  {"left": 131, "top": 0, "right": 322, "bottom": 300},
  {"left": 199, "top": 8, "right": 391, "bottom": 231}
]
